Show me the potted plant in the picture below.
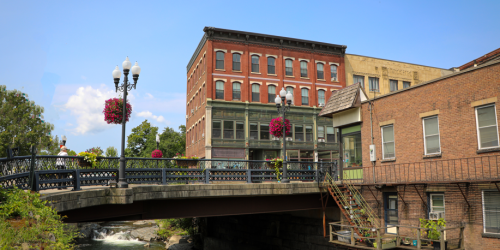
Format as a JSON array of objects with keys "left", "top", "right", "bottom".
[
  {"left": 174, "top": 153, "right": 199, "bottom": 167},
  {"left": 420, "top": 218, "right": 446, "bottom": 250},
  {"left": 103, "top": 97, "right": 132, "bottom": 125},
  {"left": 151, "top": 149, "right": 163, "bottom": 158},
  {"left": 269, "top": 117, "right": 291, "bottom": 138},
  {"left": 266, "top": 157, "right": 283, "bottom": 182},
  {"left": 402, "top": 237, "right": 411, "bottom": 246},
  {"left": 77, "top": 151, "right": 98, "bottom": 168}
]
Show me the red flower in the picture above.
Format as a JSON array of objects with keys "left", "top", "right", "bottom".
[
  {"left": 152, "top": 149, "right": 163, "bottom": 158},
  {"left": 103, "top": 98, "right": 132, "bottom": 125},
  {"left": 269, "top": 117, "right": 291, "bottom": 138}
]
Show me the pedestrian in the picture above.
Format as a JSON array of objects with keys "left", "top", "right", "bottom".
[{"left": 56, "top": 146, "right": 68, "bottom": 190}]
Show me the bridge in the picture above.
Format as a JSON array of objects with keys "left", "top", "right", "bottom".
[{"left": 0, "top": 156, "right": 338, "bottom": 223}]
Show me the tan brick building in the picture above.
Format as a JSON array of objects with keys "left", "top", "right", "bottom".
[{"left": 320, "top": 55, "right": 500, "bottom": 249}]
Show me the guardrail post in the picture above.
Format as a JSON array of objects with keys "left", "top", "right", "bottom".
[
  {"left": 33, "top": 172, "right": 40, "bottom": 192},
  {"left": 350, "top": 227, "right": 355, "bottom": 246},
  {"left": 396, "top": 226, "right": 400, "bottom": 246},
  {"left": 329, "top": 224, "right": 333, "bottom": 242},
  {"left": 162, "top": 168, "right": 166, "bottom": 185},
  {"left": 205, "top": 169, "right": 210, "bottom": 184},
  {"left": 459, "top": 226, "right": 464, "bottom": 250},
  {"left": 376, "top": 229, "right": 382, "bottom": 250},
  {"left": 417, "top": 228, "right": 421, "bottom": 249},
  {"left": 440, "top": 229, "right": 445, "bottom": 250},
  {"left": 73, "top": 169, "right": 81, "bottom": 191},
  {"left": 247, "top": 169, "right": 252, "bottom": 183}
]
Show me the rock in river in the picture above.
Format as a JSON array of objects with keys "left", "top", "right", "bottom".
[{"left": 130, "top": 227, "right": 159, "bottom": 242}]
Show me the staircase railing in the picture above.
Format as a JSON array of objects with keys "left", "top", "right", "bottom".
[{"left": 344, "top": 171, "right": 380, "bottom": 229}]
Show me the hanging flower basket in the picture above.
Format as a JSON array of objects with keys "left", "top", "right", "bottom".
[
  {"left": 269, "top": 117, "right": 291, "bottom": 138},
  {"left": 103, "top": 97, "right": 132, "bottom": 125},
  {"left": 152, "top": 150, "right": 163, "bottom": 158}
]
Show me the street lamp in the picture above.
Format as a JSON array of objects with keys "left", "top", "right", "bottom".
[
  {"left": 112, "top": 57, "right": 141, "bottom": 188},
  {"left": 275, "top": 87, "right": 293, "bottom": 183},
  {"left": 156, "top": 134, "right": 160, "bottom": 150},
  {"left": 62, "top": 135, "right": 67, "bottom": 146}
]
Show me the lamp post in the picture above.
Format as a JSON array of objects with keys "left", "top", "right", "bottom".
[
  {"left": 112, "top": 57, "right": 141, "bottom": 188},
  {"left": 274, "top": 88, "right": 293, "bottom": 183},
  {"left": 156, "top": 134, "right": 160, "bottom": 150},
  {"left": 62, "top": 135, "right": 67, "bottom": 146}
]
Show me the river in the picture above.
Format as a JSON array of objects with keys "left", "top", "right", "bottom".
[{"left": 75, "top": 221, "right": 166, "bottom": 250}]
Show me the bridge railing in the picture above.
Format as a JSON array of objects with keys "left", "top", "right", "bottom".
[{"left": 0, "top": 156, "right": 338, "bottom": 191}]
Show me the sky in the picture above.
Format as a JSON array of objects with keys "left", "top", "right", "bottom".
[{"left": 1, "top": 0, "right": 499, "bottom": 154}]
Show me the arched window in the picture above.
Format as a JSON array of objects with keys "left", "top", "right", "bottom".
[
  {"left": 301, "top": 88, "right": 309, "bottom": 105},
  {"left": 285, "top": 59, "right": 293, "bottom": 76},
  {"left": 300, "top": 61, "right": 308, "bottom": 77},
  {"left": 268, "top": 85, "right": 276, "bottom": 103},
  {"left": 318, "top": 90, "right": 325, "bottom": 105},
  {"left": 252, "top": 84, "right": 260, "bottom": 102},
  {"left": 251, "top": 55, "right": 260, "bottom": 73},
  {"left": 331, "top": 64, "right": 338, "bottom": 81},
  {"left": 267, "top": 57, "right": 276, "bottom": 74},
  {"left": 232, "top": 53, "right": 241, "bottom": 71},
  {"left": 286, "top": 86, "right": 294, "bottom": 104},
  {"left": 216, "top": 51, "right": 224, "bottom": 70},
  {"left": 215, "top": 81, "right": 224, "bottom": 99},
  {"left": 317, "top": 63, "right": 324, "bottom": 79},
  {"left": 232, "top": 82, "right": 241, "bottom": 100}
]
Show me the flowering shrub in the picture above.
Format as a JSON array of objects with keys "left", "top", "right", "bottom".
[
  {"left": 152, "top": 149, "right": 163, "bottom": 158},
  {"left": 269, "top": 117, "right": 291, "bottom": 138},
  {"left": 85, "top": 147, "right": 103, "bottom": 156},
  {"left": 173, "top": 153, "right": 199, "bottom": 160},
  {"left": 103, "top": 98, "right": 132, "bottom": 124},
  {"left": 77, "top": 151, "right": 98, "bottom": 167}
]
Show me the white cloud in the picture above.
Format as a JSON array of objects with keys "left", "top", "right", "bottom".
[
  {"left": 145, "top": 93, "right": 154, "bottom": 99},
  {"left": 81, "top": 75, "right": 87, "bottom": 80},
  {"left": 62, "top": 84, "right": 127, "bottom": 135},
  {"left": 137, "top": 110, "right": 169, "bottom": 124}
]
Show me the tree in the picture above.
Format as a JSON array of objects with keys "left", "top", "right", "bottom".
[
  {"left": 158, "top": 125, "right": 186, "bottom": 158},
  {"left": 105, "top": 146, "right": 118, "bottom": 157},
  {"left": 0, "top": 86, "right": 54, "bottom": 157},
  {"left": 126, "top": 121, "right": 186, "bottom": 158}
]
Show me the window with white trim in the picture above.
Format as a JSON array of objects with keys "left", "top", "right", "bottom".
[
  {"left": 301, "top": 88, "right": 309, "bottom": 105},
  {"left": 268, "top": 85, "right": 276, "bottom": 103},
  {"left": 285, "top": 59, "right": 293, "bottom": 76},
  {"left": 475, "top": 105, "right": 499, "bottom": 149},
  {"left": 317, "top": 63, "right": 324, "bottom": 79},
  {"left": 251, "top": 55, "right": 260, "bottom": 73},
  {"left": 252, "top": 84, "right": 260, "bottom": 102},
  {"left": 216, "top": 51, "right": 224, "bottom": 69},
  {"left": 381, "top": 125, "right": 395, "bottom": 159},
  {"left": 215, "top": 81, "right": 224, "bottom": 99},
  {"left": 232, "top": 82, "right": 241, "bottom": 100},
  {"left": 353, "top": 75, "right": 364, "bottom": 89},
  {"left": 423, "top": 116, "right": 441, "bottom": 155},
  {"left": 483, "top": 190, "right": 500, "bottom": 234},
  {"left": 369, "top": 77, "right": 379, "bottom": 92},
  {"left": 267, "top": 57, "right": 275, "bottom": 74},
  {"left": 300, "top": 61, "right": 308, "bottom": 77},
  {"left": 232, "top": 53, "right": 241, "bottom": 71},
  {"left": 318, "top": 90, "right": 325, "bottom": 105},
  {"left": 331, "top": 65, "right": 338, "bottom": 81},
  {"left": 430, "top": 193, "right": 445, "bottom": 216}
]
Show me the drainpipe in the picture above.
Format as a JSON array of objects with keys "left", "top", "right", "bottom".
[{"left": 369, "top": 101, "right": 375, "bottom": 184}]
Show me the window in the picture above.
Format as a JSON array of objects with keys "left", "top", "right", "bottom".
[
  {"left": 331, "top": 65, "right": 338, "bottom": 81},
  {"left": 353, "top": 75, "right": 364, "bottom": 89},
  {"left": 430, "top": 194, "right": 445, "bottom": 216},
  {"left": 236, "top": 122, "right": 244, "bottom": 140},
  {"left": 223, "top": 121, "right": 234, "bottom": 139},
  {"left": 318, "top": 126, "right": 325, "bottom": 139},
  {"left": 268, "top": 85, "right": 276, "bottom": 103},
  {"left": 369, "top": 77, "right": 379, "bottom": 92},
  {"left": 317, "top": 63, "right": 324, "bottom": 79},
  {"left": 285, "top": 59, "right": 293, "bottom": 76},
  {"left": 232, "top": 53, "right": 241, "bottom": 71},
  {"left": 483, "top": 191, "right": 500, "bottom": 234},
  {"left": 250, "top": 123, "right": 258, "bottom": 140},
  {"left": 423, "top": 116, "right": 441, "bottom": 155},
  {"left": 295, "top": 125, "right": 304, "bottom": 141},
  {"left": 476, "top": 105, "right": 499, "bottom": 149},
  {"left": 216, "top": 51, "right": 224, "bottom": 70},
  {"left": 267, "top": 57, "right": 275, "bottom": 74},
  {"left": 286, "top": 86, "right": 294, "bottom": 104},
  {"left": 381, "top": 125, "right": 395, "bottom": 159},
  {"left": 306, "top": 126, "right": 313, "bottom": 142},
  {"left": 232, "top": 82, "right": 241, "bottom": 100},
  {"left": 251, "top": 55, "right": 259, "bottom": 73},
  {"left": 403, "top": 81, "right": 411, "bottom": 89},
  {"left": 300, "top": 61, "right": 308, "bottom": 77},
  {"left": 301, "top": 88, "right": 309, "bottom": 105},
  {"left": 260, "top": 124, "right": 270, "bottom": 140},
  {"left": 215, "top": 81, "right": 224, "bottom": 99},
  {"left": 390, "top": 80, "right": 398, "bottom": 92},
  {"left": 286, "top": 123, "right": 293, "bottom": 140},
  {"left": 318, "top": 90, "right": 325, "bottom": 105},
  {"left": 327, "top": 126, "right": 335, "bottom": 142},
  {"left": 213, "top": 121, "right": 221, "bottom": 139},
  {"left": 252, "top": 84, "right": 260, "bottom": 102}
]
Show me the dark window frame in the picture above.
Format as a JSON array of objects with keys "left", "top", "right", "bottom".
[
  {"left": 215, "top": 80, "right": 224, "bottom": 100},
  {"left": 251, "top": 55, "right": 260, "bottom": 73},
  {"left": 300, "top": 61, "right": 308, "bottom": 78},
  {"left": 267, "top": 57, "right": 276, "bottom": 74},
  {"left": 251, "top": 83, "right": 260, "bottom": 102},
  {"left": 232, "top": 53, "right": 241, "bottom": 71},
  {"left": 232, "top": 82, "right": 241, "bottom": 100},
  {"left": 216, "top": 51, "right": 225, "bottom": 70},
  {"left": 317, "top": 63, "right": 324, "bottom": 79}
]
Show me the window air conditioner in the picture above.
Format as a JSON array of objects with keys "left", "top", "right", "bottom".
[
  {"left": 319, "top": 103, "right": 325, "bottom": 107},
  {"left": 186, "top": 115, "right": 189, "bottom": 119},
  {"left": 318, "top": 138, "right": 325, "bottom": 142},
  {"left": 272, "top": 137, "right": 280, "bottom": 141},
  {"left": 286, "top": 138, "right": 293, "bottom": 141},
  {"left": 429, "top": 211, "right": 445, "bottom": 220}
]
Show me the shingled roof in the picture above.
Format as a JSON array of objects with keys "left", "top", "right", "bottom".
[{"left": 318, "top": 83, "right": 365, "bottom": 117}]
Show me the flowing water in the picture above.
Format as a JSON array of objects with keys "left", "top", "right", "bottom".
[{"left": 75, "top": 221, "right": 165, "bottom": 250}]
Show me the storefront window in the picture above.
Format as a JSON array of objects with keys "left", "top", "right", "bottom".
[{"left": 342, "top": 125, "right": 362, "bottom": 168}]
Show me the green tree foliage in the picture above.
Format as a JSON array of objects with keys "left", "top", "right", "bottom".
[
  {"left": 125, "top": 120, "right": 186, "bottom": 158},
  {"left": 0, "top": 86, "right": 54, "bottom": 157},
  {"left": 0, "top": 186, "right": 79, "bottom": 249},
  {"left": 105, "top": 146, "right": 118, "bottom": 157},
  {"left": 156, "top": 218, "right": 192, "bottom": 239}
]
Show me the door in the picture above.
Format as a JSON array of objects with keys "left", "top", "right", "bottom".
[{"left": 384, "top": 193, "right": 399, "bottom": 234}]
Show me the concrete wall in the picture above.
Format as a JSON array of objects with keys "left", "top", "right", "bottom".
[{"left": 345, "top": 54, "right": 452, "bottom": 99}]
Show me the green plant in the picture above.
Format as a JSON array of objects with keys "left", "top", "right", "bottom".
[
  {"left": 266, "top": 157, "right": 283, "bottom": 181},
  {"left": 420, "top": 218, "right": 446, "bottom": 240},
  {"left": 86, "top": 147, "right": 103, "bottom": 156},
  {"left": 0, "top": 186, "right": 79, "bottom": 249},
  {"left": 156, "top": 218, "right": 193, "bottom": 239},
  {"left": 77, "top": 151, "right": 98, "bottom": 167}
]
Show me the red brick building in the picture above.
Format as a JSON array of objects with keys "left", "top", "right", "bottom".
[
  {"left": 321, "top": 55, "right": 500, "bottom": 248},
  {"left": 186, "top": 27, "right": 346, "bottom": 160}
]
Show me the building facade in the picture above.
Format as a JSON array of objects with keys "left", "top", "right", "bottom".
[
  {"left": 345, "top": 54, "right": 453, "bottom": 99},
  {"left": 321, "top": 56, "right": 500, "bottom": 249},
  {"left": 186, "top": 27, "right": 345, "bottom": 161}
]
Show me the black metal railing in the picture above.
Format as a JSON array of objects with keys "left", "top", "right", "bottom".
[{"left": 0, "top": 156, "right": 338, "bottom": 192}]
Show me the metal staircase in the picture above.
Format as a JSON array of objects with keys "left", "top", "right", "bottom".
[{"left": 322, "top": 172, "right": 380, "bottom": 238}]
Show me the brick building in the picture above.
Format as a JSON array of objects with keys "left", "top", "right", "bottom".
[
  {"left": 320, "top": 54, "right": 500, "bottom": 248},
  {"left": 185, "top": 27, "right": 345, "bottom": 160}
]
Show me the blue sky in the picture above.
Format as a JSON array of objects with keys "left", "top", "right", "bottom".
[{"left": 1, "top": 0, "right": 499, "bottom": 154}]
